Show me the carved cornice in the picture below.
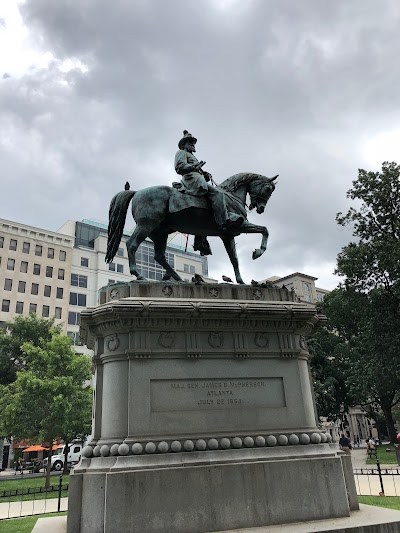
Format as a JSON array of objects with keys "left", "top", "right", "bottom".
[{"left": 80, "top": 299, "right": 323, "bottom": 350}]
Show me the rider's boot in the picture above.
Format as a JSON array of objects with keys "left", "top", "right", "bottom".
[{"left": 207, "top": 186, "right": 244, "bottom": 231}]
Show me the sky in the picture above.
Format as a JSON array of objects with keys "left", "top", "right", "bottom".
[{"left": 1, "top": 0, "right": 400, "bottom": 289}]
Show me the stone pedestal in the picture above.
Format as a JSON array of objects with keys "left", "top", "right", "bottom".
[{"left": 67, "top": 282, "right": 358, "bottom": 533}]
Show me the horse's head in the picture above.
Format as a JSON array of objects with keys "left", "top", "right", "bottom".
[{"left": 248, "top": 175, "right": 278, "bottom": 214}]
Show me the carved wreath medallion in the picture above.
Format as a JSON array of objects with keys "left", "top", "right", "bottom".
[
  {"left": 253, "top": 288, "right": 262, "bottom": 300},
  {"left": 208, "top": 332, "right": 224, "bottom": 348},
  {"left": 106, "top": 334, "right": 120, "bottom": 352},
  {"left": 209, "top": 288, "right": 219, "bottom": 298},
  {"left": 158, "top": 331, "right": 176, "bottom": 348},
  {"left": 162, "top": 286, "right": 173, "bottom": 297},
  {"left": 254, "top": 332, "right": 269, "bottom": 348},
  {"left": 110, "top": 288, "right": 119, "bottom": 300}
]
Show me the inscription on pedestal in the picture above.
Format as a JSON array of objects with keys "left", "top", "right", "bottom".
[{"left": 150, "top": 377, "right": 285, "bottom": 412}]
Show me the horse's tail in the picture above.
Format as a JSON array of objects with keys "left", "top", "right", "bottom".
[{"left": 105, "top": 189, "right": 136, "bottom": 263}]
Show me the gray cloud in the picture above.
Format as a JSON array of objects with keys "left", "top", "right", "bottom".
[{"left": 1, "top": 0, "right": 400, "bottom": 288}]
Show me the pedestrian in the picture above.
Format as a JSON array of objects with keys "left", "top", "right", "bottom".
[
  {"left": 15, "top": 457, "right": 23, "bottom": 475},
  {"left": 339, "top": 433, "right": 352, "bottom": 455}
]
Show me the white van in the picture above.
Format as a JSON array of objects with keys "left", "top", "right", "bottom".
[{"left": 43, "top": 442, "right": 83, "bottom": 471}]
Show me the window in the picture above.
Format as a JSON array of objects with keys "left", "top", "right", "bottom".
[
  {"left": 7, "top": 258, "right": 15, "bottom": 271},
  {"left": 117, "top": 264, "right": 123, "bottom": 273},
  {"left": 15, "top": 301, "right": 23, "bottom": 314},
  {"left": 58, "top": 268, "right": 65, "bottom": 280},
  {"left": 81, "top": 257, "right": 89, "bottom": 267},
  {"left": 33, "top": 263, "right": 40, "bottom": 275},
  {"left": 68, "top": 311, "right": 80, "bottom": 325},
  {"left": 0, "top": 321, "right": 6, "bottom": 328},
  {"left": 46, "top": 266, "right": 53, "bottom": 278},
  {"left": 183, "top": 264, "right": 196, "bottom": 274},
  {"left": 73, "top": 446, "right": 81, "bottom": 453},
  {"left": 59, "top": 250, "right": 66, "bottom": 261},
  {"left": 67, "top": 331, "right": 82, "bottom": 345},
  {"left": 31, "top": 283, "right": 39, "bottom": 295},
  {"left": 20, "top": 261, "right": 28, "bottom": 273},
  {"left": 47, "top": 247, "right": 54, "bottom": 259},
  {"left": 29, "top": 303, "right": 37, "bottom": 314},
  {"left": 35, "top": 244, "right": 42, "bottom": 256},
  {"left": 0, "top": 236, "right": 3, "bottom": 248},
  {"left": 71, "top": 274, "right": 88, "bottom": 288},
  {"left": 109, "top": 263, "right": 116, "bottom": 271},
  {"left": 4, "top": 279, "right": 12, "bottom": 291},
  {"left": 69, "top": 293, "right": 87, "bottom": 307},
  {"left": 9, "top": 239, "right": 17, "bottom": 251},
  {"left": 42, "top": 305, "right": 50, "bottom": 317},
  {"left": 56, "top": 287, "right": 63, "bottom": 299},
  {"left": 22, "top": 242, "right": 30, "bottom": 253},
  {"left": 2, "top": 300, "right": 10, "bottom": 312},
  {"left": 302, "top": 282, "right": 312, "bottom": 302},
  {"left": 55, "top": 307, "right": 62, "bottom": 319},
  {"left": 18, "top": 281, "right": 26, "bottom": 293},
  {"left": 117, "top": 248, "right": 124, "bottom": 257},
  {"left": 44, "top": 285, "right": 51, "bottom": 297}
]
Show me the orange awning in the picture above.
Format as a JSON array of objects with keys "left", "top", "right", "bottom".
[{"left": 23, "top": 445, "right": 46, "bottom": 453}]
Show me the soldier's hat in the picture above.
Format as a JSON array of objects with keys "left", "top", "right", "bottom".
[{"left": 178, "top": 130, "right": 197, "bottom": 149}]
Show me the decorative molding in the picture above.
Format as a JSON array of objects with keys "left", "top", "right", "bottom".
[
  {"left": 254, "top": 332, "right": 269, "bottom": 348},
  {"left": 299, "top": 335, "right": 307, "bottom": 350},
  {"left": 106, "top": 334, "right": 120, "bottom": 352},
  {"left": 253, "top": 288, "right": 262, "bottom": 300},
  {"left": 208, "top": 332, "right": 224, "bottom": 348},
  {"left": 82, "top": 432, "right": 330, "bottom": 458},
  {"left": 109, "top": 288, "right": 119, "bottom": 300},
  {"left": 209, "top": 287, "right": 219, "bottom": 298},
  {"left": 162, "top": 286, "right": 173, "bottom": 297},
  {"left": 158, "top": 331, "right": 176, "bottom": 349}
]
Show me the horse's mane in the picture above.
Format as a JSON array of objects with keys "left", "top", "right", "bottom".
[{"left": 219, "top": 173, "right": 268, "bottom": 193}]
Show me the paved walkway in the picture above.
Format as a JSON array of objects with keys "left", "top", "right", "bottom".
[{"left": 0, "top": 496, "right": 68, "bottom": 519}]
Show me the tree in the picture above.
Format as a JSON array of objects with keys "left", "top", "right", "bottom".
[
  {"left": 320, "top": 286, "right": 400, "bottom": 443},
  {"left": 0, "top": 315, "right": 61, "bottom": 470},
  {"left": 331, "top": 161, "right": 400, "bottom": 443},
  {"left": 0, "top": 333, "right": 92, "bottom": 488},
  {"left": 0, "top": 314, "right": 60, "bottom": 386},
  {"left": 308, "top": 327, "right": 353, "bottom": 422},
  {"left": 336, "top": 161, "right": 400, "bottom": 296}
]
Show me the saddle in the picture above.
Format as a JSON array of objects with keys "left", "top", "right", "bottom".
[{"left": 169, "top": 183, "right": 210, "bottom": 213}]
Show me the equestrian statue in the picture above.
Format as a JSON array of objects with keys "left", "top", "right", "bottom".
[{"left": 106, "top": 130, "right": 277, "bottom": 284}]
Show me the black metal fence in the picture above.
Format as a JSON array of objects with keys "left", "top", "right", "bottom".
[
  {"left": 353, "top": 462, "right": 400, "bottom": 496},
  {"left": 0, "top": 475, "right": 68, "bottom": 520}
]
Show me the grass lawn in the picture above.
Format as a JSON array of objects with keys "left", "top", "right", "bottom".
[
  {"left": 0, "top": 512, "right": 67, "bottom": 533},
  {"left": 0, "top": 475, "right": 69, "bottom": 502},
  {"left": 366, "top": 445, "right": 399, "bottom": 465},
  {"left": 359, "top": 495, "right": 400, "bottom": 510}
]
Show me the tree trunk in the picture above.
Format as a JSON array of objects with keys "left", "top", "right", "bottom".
[
  {"left": 0, "top": 438, "right": 4, "bottom": 470},
  {"left": 63, "top": 442, "right": 69, "bottom": 476},
  {"left": 45, "top": 438, "right": 53, "bottom": 489},
  {"left": 380, "top": 401, "right": 397, "bottom": 444}
]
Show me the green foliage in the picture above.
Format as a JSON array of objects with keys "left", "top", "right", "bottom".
[
  {"left": 328, "top": 162, "right": 400, "bottom": 442},
  {"left": 0, "top": 315, "right": 61, "bottom": 386},
  {"left": 336, "top": 161, "right": 400, "bottom": 296},
  {"left": 0, "top": 320, "right": 92, "bottom": 487},
  {"left": 309, "top": 328, "right": 353, "bottom": 421}
]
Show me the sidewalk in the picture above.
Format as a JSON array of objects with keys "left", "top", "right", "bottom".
[
  {"left": 350, "top": 446, "right": 399, "bottom": 470},
  {"left": 0, "top": 497, "right": 68, "bottom": 519}
]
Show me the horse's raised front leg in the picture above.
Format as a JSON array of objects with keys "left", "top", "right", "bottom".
[
  {"left": 151, "top": 231, "right": 183, "bottom": 282},
  {"left": 220, "top": 235, "right": 244, "bottom": 284},
  {"left": 240, "top": 221, "right": 269, "bottom": 260}
]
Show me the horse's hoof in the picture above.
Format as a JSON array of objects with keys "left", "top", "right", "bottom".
[{"left": 252, "top": 249, "right": 262, "bottom": 260}]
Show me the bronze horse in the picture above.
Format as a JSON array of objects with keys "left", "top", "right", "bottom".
[{"left": 106, "top": 173, "right": 277, "bottom": 284}]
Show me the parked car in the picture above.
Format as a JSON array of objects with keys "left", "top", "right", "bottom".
[{"left": 43, "top": 442, "right": 83, "bottom": 471}]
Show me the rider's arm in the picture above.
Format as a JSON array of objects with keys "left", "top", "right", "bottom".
[{"left": 175, "top": 150, "right": 200, "bottom": 175}]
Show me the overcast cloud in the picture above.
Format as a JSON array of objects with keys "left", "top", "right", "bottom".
[{"left": 1, "top": 0, "right": 400, "bottom": 288}]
